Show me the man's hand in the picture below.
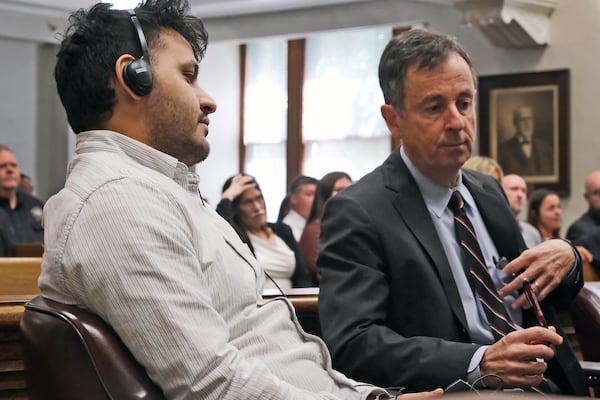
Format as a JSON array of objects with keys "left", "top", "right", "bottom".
[
  {"left": 576, "top": 245, "right": 593, "bottom": 264},
  {"left": 497, "top": 239, "right": 575, "bottom": 309},
  {"left": 397, "top": 389, "right": 443, "bottom": 399},
  {"left": 480, "top": 326, "right": 562, "bottom": 389},
  {"left": 221, "top": 175, "right": 255, "bottom": 201}
]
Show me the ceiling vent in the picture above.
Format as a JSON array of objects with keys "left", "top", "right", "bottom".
[{"left": 453, "top": 0, "right": 558, "bottom": 47}]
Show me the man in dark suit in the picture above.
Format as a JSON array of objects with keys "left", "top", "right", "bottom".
[
  {"left": 567, "top": 170, "right": 600, "bottom": 242},
  {"left": 498, "top": 106, "right": 553, "bottom": 176},
  {"left": 317, "top": 29, "right": 587, "bottom": 396}
]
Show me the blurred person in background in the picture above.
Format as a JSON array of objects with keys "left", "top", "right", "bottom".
[
  {"left": 528, "top": 188, "right": 562, "bottom": 241},
  {"left": 462, "top": 155, "right": 503, "bottom": 184},
  {"left": 280, "top": 175, "right": 318, "bottom": 241},
  {"left": 528, "top": 188, "right": 592, "bottom": 263},
  {"left": 18, "top": 173, "right": 35, "bottom": 195},
  {"left": 0, "top": 145, "right": 43, "bottom": 247},
  {"left": 299, "top": 171, "right": 352, "bottom": 283},
  {"left": 566, "top": 170, "right": 600, "bottom": 242},
  {"left": 218, "top": 174, "right": 312, "bottom": 290},
  {"left": 502, "top": 174, "right": 542, "bottom": 248}
]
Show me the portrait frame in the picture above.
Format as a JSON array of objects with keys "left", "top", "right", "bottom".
[{"left": 478, "top": 69, "right": 570, "bottom": 195}]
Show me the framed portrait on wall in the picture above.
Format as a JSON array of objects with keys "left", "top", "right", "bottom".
[{"left": 478, "top": 69, "right": 570, "bottom": 195}]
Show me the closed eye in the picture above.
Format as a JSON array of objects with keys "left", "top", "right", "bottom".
[
  {"left": 181, "top": 60, "right": 199, "bottom": 83},
  {"left": 184, "top": 71, "right": 197, "bottom": 83}
]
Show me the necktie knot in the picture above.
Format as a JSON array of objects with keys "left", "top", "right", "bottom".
[{"left": 448, "top": 191, "right": 464, "bottom": 214}]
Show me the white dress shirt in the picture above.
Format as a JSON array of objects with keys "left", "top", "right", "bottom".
[
  {"left": 283, "top": 209, "right": 306, "bottom": 241},
  {"left": 247, "top": 231, "right": 296, "bottom": 290}
]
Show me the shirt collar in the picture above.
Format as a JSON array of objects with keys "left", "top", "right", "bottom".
[
  {"left": 74, "top": 130, "right": 200, "bottom": 193},
  {"left": 399, "top": 146, "right": 476, "bottom": 218}
]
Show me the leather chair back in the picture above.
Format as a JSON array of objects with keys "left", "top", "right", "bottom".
[
  {"left": 569, "top": 282, "right": 600, "bottom": 361},
  {"left": 20, "top": 296, "right": 165, "bottom": 400}
]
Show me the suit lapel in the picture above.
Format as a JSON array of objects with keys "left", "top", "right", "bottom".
[{"left": 382, "top": 152, "right": 469, "bottom": 332}]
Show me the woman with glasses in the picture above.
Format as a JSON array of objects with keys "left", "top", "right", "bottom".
[
  {"left": 217, "top": 174, "right": 312, "bottom": 291},
  {"left": 528, "top": 188, "right": 593, "bottom": 264}
]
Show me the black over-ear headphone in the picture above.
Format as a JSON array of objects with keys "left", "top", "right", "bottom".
[{"left": 122, "top": 10, "right": 153, "bottom": 96}]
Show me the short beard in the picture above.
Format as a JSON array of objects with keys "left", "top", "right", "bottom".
[
  {"left": 189, "top": 143, "right": 210, "bottom": 166},
  {"left": 173, "top": 140, "right": 210, "bottom": 167}
]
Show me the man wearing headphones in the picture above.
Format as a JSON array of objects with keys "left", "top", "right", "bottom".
[{"left": 39, "top": 1, "right": 440, "bottom": 399}]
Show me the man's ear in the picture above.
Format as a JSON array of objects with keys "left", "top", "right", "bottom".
[
  {"left": 114, "top": 54, "right": 144, "bottom": 100},
  {"left": 381, "top": 104, "right": 403, "bottom": 144}
]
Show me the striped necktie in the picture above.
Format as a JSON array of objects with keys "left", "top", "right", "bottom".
[{"left": 448, "top": 191, "right": 516, "bottom": 340}]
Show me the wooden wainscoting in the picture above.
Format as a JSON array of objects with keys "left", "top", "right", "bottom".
[
  {"left": 0, "top": 257, "right": 42, "bottom": 399},
  {"left": 0, "top": 297, "right": 31, "bottom": 399}
]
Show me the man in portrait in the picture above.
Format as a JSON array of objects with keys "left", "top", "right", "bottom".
[{"left": 497, "top": 105, "right": 553, "bottom": 176}]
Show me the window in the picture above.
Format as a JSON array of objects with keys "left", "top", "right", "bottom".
[
  {"left": 242, "top": 27, "right": 395, "bottom": 219},
  {"left": 243, "top": 40, "right": 288, "bottom": 220},
  {"left": 302, "top": 27, "right": 391, "bottom": 180}
]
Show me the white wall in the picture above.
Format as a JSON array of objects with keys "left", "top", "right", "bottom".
[
  {"left": 0, "top": 38, "right": 39, "bottom": 187},
  {"left": 194, "top": 41, "right": 241, "bottom": 207}
]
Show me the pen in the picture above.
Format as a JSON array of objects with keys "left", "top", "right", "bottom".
[{"left": 523, "top": 278, "right": 548, "bottom": 328}]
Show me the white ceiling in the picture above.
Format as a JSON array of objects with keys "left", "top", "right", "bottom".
[{"left": 1, "top": 0, "right": 451, "bottom": 19}]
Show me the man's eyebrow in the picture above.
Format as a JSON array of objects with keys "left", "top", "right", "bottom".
[
  {"left": 457, "top": 89, "right": 475, "bottom": 99},
  {"left": 417, "top": 88, "right": 475, "bottom": 107},
  {"left": 182, "top": 59, "right": 199, "bottom": 75},
  {"left": 417, "top": 94, "right": 445, "bottom": 107}
]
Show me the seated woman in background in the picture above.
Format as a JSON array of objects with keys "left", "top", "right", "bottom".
[
  {"left": 216, "top": 174, "right": 312, "bottom": 291},
  {"left": 528, "top": 188, "right": 593, "bottom": 263},
  {"left": 528, "top": 188, "right": 562, "bottom": 241},
  {"left": 462, "top": 155, "right": 503, "bottom": 184},
  {"left": 299, "top": 171, "right": 352, "bottom": 283}
]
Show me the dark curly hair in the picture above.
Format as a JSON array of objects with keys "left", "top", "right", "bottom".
[{"left": 55, "top": 0, "right": 208, "bottom": 133}]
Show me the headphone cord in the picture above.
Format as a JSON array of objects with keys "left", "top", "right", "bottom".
[{"left": 224, "top": 238, "right": 286, "bottom": 298}]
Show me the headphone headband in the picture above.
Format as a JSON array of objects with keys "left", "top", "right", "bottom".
[
  {"left": 122, "top": 9, "right": 153, "bottom": 96},
  {"left": 128, "top": 10, "right": 150, "bottom": 60}
]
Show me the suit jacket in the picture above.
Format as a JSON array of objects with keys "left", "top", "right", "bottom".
[
  {"left": 317, "top": 150, "right": 586, "bottom": 394},
  {"left": 573, "top": 225, "right": 600, "bottom": 269},
  {"left": 498, "top": 135, "right": 553, "bottom": 176},
  {"left": 566, "top": 209, "right": 600, "bottom": 242}
]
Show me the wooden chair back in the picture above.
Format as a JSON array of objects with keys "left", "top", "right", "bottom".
[{"left": 21, "top": 296, "right": 166, "bottom": 400}]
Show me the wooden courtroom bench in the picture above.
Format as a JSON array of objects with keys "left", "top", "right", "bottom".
[
  {"left": 0, "top": 257, "right": 42, "bottom": 399},
  {"left": 263, "top": 287, "right": 321, "bottom": 337},
  {"left": 13, "top": 244, "right": 44, "bottom": 258},
  {"left": 0, "top": 258, "right": 42, "bottom": 298}
]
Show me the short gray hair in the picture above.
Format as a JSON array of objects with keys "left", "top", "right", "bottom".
[{"left": 378, "top": 28, "right": 476, "bottom": 113}]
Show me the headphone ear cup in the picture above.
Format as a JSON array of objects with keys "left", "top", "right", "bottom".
[{"left": 122, "top": 58, "right": 153, "bottom": 96}]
